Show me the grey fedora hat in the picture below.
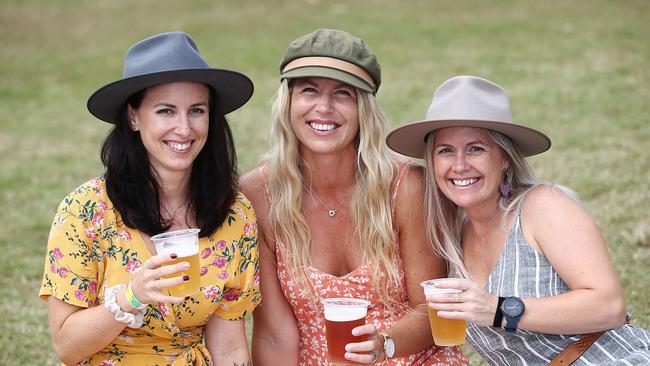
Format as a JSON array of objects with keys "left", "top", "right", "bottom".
[
  {"left": 386, "top": 75, "right": 551, "bottom": 158},
  {"left": 87, "top": 31, "right": 254, "bottom": 124}
]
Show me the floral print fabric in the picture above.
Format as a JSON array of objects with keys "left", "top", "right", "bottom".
[
  {"left": 39, "top": 176, "right": 260, "bottom": 365},
  {"left": 274, "top": 164, "right": 468, "bottom": 365}
]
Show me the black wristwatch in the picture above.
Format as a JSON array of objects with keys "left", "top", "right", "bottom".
[{"left": 501, "top": 296, "right": 525, "bottom": 333}]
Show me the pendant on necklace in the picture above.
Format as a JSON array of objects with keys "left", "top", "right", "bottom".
[{"left": 306, "top": 184, "right": 351, "bottom": 218}]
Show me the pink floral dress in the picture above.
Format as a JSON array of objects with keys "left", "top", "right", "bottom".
[
  {"left": 274, "top": 164, "right": 468, "bottom": 365},
  {"left": 39, "top": 176, "right": 260, "bottom": 365}
]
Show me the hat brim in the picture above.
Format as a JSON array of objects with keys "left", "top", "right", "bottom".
[
  {"left": 87, "top": 69, "right": 254, "bottom": 124},
  {"left": 281, "top": 66, "right": 374, "bottom": 93},
  {"left": 386, "top": 119, "right": 551, "bottom": 158}
]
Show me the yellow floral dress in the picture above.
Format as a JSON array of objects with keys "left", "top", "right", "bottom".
[{"left": 39, "top": 176, "right": 260, "bottom": 365}]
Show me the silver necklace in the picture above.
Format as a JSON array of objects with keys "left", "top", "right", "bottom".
[{"left": 306, "top": 185, "right": 353, "bottom": 217}]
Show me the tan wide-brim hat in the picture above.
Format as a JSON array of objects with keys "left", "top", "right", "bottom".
[{"left": 386, "top": 76, "right": 551, "bottom": 158}]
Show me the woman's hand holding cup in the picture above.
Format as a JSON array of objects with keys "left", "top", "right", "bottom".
[
  {"left": 426, "top": 278, "right": 500, "bottom": 328},
  {"left": 129, "top": 252, "right": 192, "bottom": 306},
  {"left": 345, "top": 323, "right": 385, "bottom": 364}
]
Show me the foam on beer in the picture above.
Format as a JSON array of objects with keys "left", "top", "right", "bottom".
[
  {"left": 324, "top": 304, "right": 368, "bottom": 322},
  {"left": 424, "top": 287, "right": 457, "bottom": 296},
  {"left": 152, "top": 229, "right": 199, "bottom": 257}
]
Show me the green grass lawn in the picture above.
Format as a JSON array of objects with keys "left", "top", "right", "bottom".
[{"left": 1, "top": 0, "right": 648, "bottom": 364}]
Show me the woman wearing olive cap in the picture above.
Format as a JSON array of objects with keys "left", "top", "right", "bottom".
[
  {"left": 241, "top": 29, "right": 467, "bottom": 365},
  {"left": 39, "top": 32, "right": 259, "bottom": 365},
  {"left": 386, "top": 75, "right": 650, "bottom": 365}
]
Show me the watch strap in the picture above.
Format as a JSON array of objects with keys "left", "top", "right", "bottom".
[
  {"left": 504, "top": 316, "right": 520, "bottom": 333},
  {"left": 493, "top": 296, "right": 505, "bottom": 327}
]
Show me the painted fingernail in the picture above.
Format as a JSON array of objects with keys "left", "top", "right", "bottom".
[
  {"left": 170, "top": 253, "right": 178, "bottom": 259},
  {"left": 183, "top": 275, "right": 190, "bottom": 281}
]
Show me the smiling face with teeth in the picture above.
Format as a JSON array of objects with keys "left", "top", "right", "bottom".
[
  {"left": 431, "top": 127, "right": 509, "bottom": 212},
  {"left": 128, "top": 81, "right": 210, "bottom": 179},
  {"left": 289, "top": 77, "right": 360, "bottom": 157}
]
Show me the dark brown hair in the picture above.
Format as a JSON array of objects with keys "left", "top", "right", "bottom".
[{"left": 100, "top": 86, "right": 237, "bottom": 237}]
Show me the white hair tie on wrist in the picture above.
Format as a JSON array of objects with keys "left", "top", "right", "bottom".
[{"left": 104, "top": 284, "right": 145, "bottom": 328}]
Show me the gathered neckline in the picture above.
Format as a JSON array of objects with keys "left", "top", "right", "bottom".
[{"left": 305, "top": 264, "right": 368, "bottom": 279}]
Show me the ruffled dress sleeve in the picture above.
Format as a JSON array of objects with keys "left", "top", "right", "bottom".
[{"left": 39, "top": 177, "right": 107, "bottom": 308}]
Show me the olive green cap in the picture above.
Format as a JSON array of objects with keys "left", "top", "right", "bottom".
[{"left": 280, "top": 29, "right": 381, "bottom": 93}]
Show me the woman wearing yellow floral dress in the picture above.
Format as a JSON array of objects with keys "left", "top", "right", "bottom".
[{"left": 39, "top": 32, "right": 260, "bottom": 365}]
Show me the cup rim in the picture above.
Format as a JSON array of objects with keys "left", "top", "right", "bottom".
[
  {"left": 420, "top": 278, "right": 465, "bottom": 287},
  {"left": 151, "top": 228, "right": 200, "bottom": 241},
  {"left": 321, "top": 297, "right": 371, "bottom": 308},
  {"left": 420, "top": 278, "right": 464, "bottom": 293}
]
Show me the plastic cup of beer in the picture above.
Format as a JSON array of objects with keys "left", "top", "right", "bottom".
[
  {"left": 421, "top": 279, "right": 466, "bottom": 346},
  {"left": 151, "top": 228, "right": 201, "bottom": 297},
  {"left": 322, "top": 297, "right": 370, "bottom": 365}
]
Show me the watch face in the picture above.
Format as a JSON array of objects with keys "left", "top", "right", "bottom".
[
  {"left": 384, "top": 336, "right": 395, "bottom": 358},
  {"left": 502, "top": 297, "right": 525, "bottom": 317}
]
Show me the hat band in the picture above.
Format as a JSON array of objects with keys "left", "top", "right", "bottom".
[{"left": 282, "top": 56, "right": 375, "bottom": 90}]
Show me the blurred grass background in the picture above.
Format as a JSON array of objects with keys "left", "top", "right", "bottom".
[{"left": 1, "top": 0, "right": 648, "bottom": 364}]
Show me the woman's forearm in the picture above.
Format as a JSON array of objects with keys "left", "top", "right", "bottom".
[
  {"left": 431, "top": 278, "right": 627, "bottom": 335},
  {"left": 382, "top": 304, "right": 435, "bottom": 358},
  {"left": 516, "top": 290, "right": 626, "bottom": 334},
  {"left": 48, "top": 297, "right": 126, "bottom": 365}
]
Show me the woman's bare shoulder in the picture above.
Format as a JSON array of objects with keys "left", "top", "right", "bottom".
[
  {"left": 520, "top": 183, "right": 591, "bottom": 244},
  {"left": 522, "top": 184, "right": 580, "bottom": 215},
  {"left": 239, "top": 165, "right": 268, "bottom": 211},
  {"left": 239, "top": 166, "right": 268, "bottom": 200},
  {"left": 395, "top": 162, "right": 425, "bottom": 203},
  {"left": 393, "top": 162, "right": 426, "bottom": 226}
]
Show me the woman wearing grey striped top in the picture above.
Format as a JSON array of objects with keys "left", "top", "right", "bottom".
[{"left": 386, "top": 75, "right": 650, "bottom": 365}]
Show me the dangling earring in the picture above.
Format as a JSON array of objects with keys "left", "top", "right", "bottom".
[{"left": 499, "top": 167, "right": 511, "bottom": 198}]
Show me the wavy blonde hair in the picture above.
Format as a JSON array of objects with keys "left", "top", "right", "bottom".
[
  {"left": 423, "top": 129, "right": 551, "bottom": 278},
  {"left": 265, "top": 79, "right": 405, "bottom": 308}
]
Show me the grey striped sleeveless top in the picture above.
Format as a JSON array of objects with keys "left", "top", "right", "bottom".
[{"left": 466, "top": 210, "right": 650, "bottom": 365}]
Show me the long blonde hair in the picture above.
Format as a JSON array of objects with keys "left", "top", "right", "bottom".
[
  {"left": 265, "top": 79, "right": 405, "bottom": 307},
  {"left": 423, "top": 129, "right": 546, "bottom": 278}
]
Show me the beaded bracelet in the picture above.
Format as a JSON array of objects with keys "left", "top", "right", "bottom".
[
  {"left": 104, "top": 284, "right": 144, "bottom": 328},
  {"left": 125, "top": 281, "right": 148, "bottom": 310}
]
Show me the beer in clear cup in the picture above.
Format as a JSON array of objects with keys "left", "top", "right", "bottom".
[
  {"left": 151, "top": 228, "right": 201, "bottom": 297},
  {"left": 421, "top": 279, "right": 466, "bottom": 346},
  {"left": 322, "top": 297, "right": 370, "bottom": 365}
]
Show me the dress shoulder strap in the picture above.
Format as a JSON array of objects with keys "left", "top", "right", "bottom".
[
  {"left": 390, "top": 161, "right": 416, "bottom": 220},
  {"left": 256, "top": 166, "right": 272, "bottom": 205}
]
